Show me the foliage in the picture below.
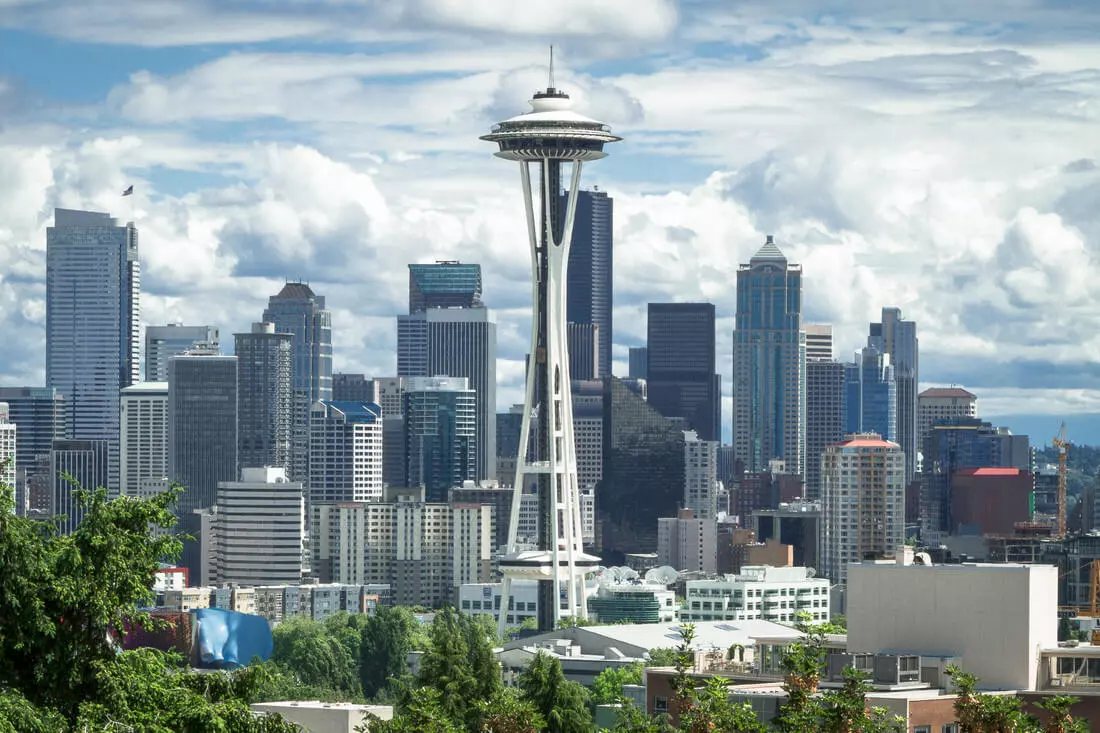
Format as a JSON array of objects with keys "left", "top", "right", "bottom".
[
  {"left": 947, "top": 665, "right": 1089, "bottom": 733},
  {"left": 519, "top": 652, "right": 593, "bottom": 733},
  {"left": 0, "top": 480, "right": 302, "bottom": 732},
  {"left": 646, "top": 648, "right": 680, "bottom": 667},
  {"left": 1058, "top": 617, "right": 1074, "bottom": 642},
  {"left": 369, "top": 687, "right": 462, "bottom": 733},
  {"left": 556, "top": 615, "right": 598, "bottom": 629},
  {"left": 474, "top": 686, "right": 546, "bottom": 733},
  {"left": 772, "top": 619, "right": 828, "bottom": 732},
  {"left": 592, "top": 663, "right": 644, "bottom": 705},
  {"left": 359, "top": 606, "right": 422, "bottom": 699},
  {"left": 414, "top": 606, "right": 502, "bottom": 729},
  {"left": 818, "top": 667, "right": 905, "bottom": 733},
  {"left": 271, "top": 614, "right": 363, "bottom": 697}
]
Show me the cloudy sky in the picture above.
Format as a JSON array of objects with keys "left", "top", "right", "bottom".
[{"left": 2, "top": 0, "right": 1100, "bottom": 445}]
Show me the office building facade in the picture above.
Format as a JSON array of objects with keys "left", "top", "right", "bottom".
[
  {"left": 46, "top": 208, "right": 140, "bottom": 494},
  {"left": 145, "top": 325, "right": 219, "bottom": 382},
  {"left": 403, "top": 377, "right": 477, "bottom": 502},
  {"left": 167, "top": 355, "right": 238, "bottom": 516},
  {"left": 409, "top": 261, "right": 483, "bottom": 312},
  {"left": 51, "top": 439, "right": 110, "bottom": 533},
  {"left": 869, "top": 308, "right": 918, "bottom": 484},
  {"left": 397, "top": 308, "right": 496, "bottom": 479},
  {"left": 732, "top": 236, "right": 805, "bottom": 476},
  {"left": 821, "top": 433, "right": 905, "bottom": 585},
  {"left": 628, "top": 347, "right": 647, "bottom": 379},
  {"left": 573, "top": 380, "right": 604, "bottom": 496},
  {"left": 804, "top": 324, "right": 833, "bottom": 361},
  {"left": 844, "top": 347, "right": 897, "bottom": 442},
  {"left": 212, "top": 467, "right": 305, "bottom": 586},
  {"left": 917, "top": 387, "right": 977, "bottom": 450},
  {"left": 309, "top": 401, "right": 383, "bottom": 504},
  {"left": 262, "top": 283, "right": 333, "bottom": 483},
  {"left": 0, "top": 404, "right": 15, "bottom": 502},
  {"left": 563, "top": 189, "right": 614, "bottom": 379},
  {"left": 235, "top": 323, "right": 293, "bottom": 474},
  {"left": 683, "top": 430, "right": 719, "bottom": 520},
  {"left": 119, "top": 382, "right": 168, "bottom": 498},
  {"left": 332, "top": 373, "right": 371, "bottom": 403},
  {"left": 657, "top": 509, "right": 717, "bottom": 573},
  {"left": 805, "top": 360, "right": 846, "bottom": 501},
  {"left": 0, "top": 387, "right": 66, "bottom": 514},
  {"left": 566, "top": 322, "right": 599, "bottom": 382},
  {"left": 646, "top": 302, "right": 720, "bottom": 442}
]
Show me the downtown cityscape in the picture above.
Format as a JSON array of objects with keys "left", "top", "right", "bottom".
[{"left": 3, "top": 1, "right": 1100, "bottom": 732}]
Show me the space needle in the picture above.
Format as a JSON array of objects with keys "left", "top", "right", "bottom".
[{"left": 482, "top": 51, "right": 621, "bottom": 634}]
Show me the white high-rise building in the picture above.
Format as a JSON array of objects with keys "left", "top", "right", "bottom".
[
  {"left": 683, "top": 430, "right": 718, "bottom": 519},
  {"left": 917, "top": 387, "right": 978, "bottom": 450},
  {"left": 211, "top": 467, "right": 305, "bottom": 586},
  {"left": 804, "top": 324, "right": 833, "bottom": 361},
  {"left": 821, "top": 433, "right": 905, "bottom": 586},
  {"left": 657, "top": 509, "right": 717, "bottom": 573},
  {"left": 0, "top": 403, "right": 16, "bottom": 500},
  {"left": 572, "top": 380, "right": 603, "bottom": 496},
  {"left": 120, "top": 382, "right": 168, "bottom": 498},
  {"left": 309, "top": 401, "right": 383, "bottom": 504},
  {"left": 312, "top": 487, "right": 495, "bottom": 607},
  {"left": 46, "top": 208, "right": 140, "bottom": 495}
]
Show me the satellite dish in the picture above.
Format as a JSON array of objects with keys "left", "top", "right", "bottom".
[{"left": 806, "top": 567, "right": 816, "bottom": 578}]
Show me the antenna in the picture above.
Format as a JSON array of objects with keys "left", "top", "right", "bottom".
[{"left": 548, "top": 45, "right": 555, "bottom": 89}]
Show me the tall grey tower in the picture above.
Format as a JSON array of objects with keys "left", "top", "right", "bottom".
[
  {"left": 397, "top": 294, "right": 496, "bottom": 481},
  {"left": 564, "top": 189, "right": 613, "bottom": 379},
  {"left": 869, "top": 307, "right": 918, "bottom": 484},
  {"left": 235, "top": 322, "right": 293, "bottom": 474},
  {"left": 732, "top": 236, "right": 805, "bottom": 476},
  {"left": 482, "top": 60, "right": 619, "bottom": 633},
  {"left": 262, "top": 283, "right": 332, "bottom": 482},
  {"left": 646, "top": 302, "right": 721, "bottom": 442},
  {"left": 46, "top": 208, "right": 140, "bottom": 495}
]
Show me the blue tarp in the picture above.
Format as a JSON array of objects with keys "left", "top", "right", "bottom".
[{"left": 193, "top": 607, "right": 273, "bottom": 669}]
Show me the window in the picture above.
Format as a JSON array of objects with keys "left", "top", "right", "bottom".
[
  {"left": 943, "top": 726, "right": 958, "bottom": 733},
  {"left": 654, "top": 697, "right": 668, "bottom": 713},
  {"left": 913, "top": 727, "right": 931, "bottom": 733}
]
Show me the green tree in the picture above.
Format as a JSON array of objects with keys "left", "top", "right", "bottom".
[
  {"left": 556, "top": 615, "right": 597, "bottom": 629},
  {"left": 947, "top": 665, "right": 1088, "bottom": 733},
  {"left": 360, "top": 606, "right": 420, "bottom": 700},
  {"left": 592, "top": 663, "right": 644, "bottom": 705},
  {"left": 271, "top": 615, "right": 361, "bottom": 696},
  {"left": 475, "top": 686, "right": 545, "bottom": 733},
  {"left": 0, "top": 480, "right": 302, "bottom": 732},
  {"left": 646, "top": 648, "right": 680, "bottom": 667},
  {"left": 819, "top": 667, "right": 905, "bottom": 733},
  {"left": 773, "top": 620, "right": 829, "bottom": 732},
  {"left": 370, "top": 687, "right": 462, "bottom": 733},
  {"left": 415, "top": 606, "right": 500, "bottom": 728},
  {"left": 519, "top": 652, "right": 593, "bottom": 733}
]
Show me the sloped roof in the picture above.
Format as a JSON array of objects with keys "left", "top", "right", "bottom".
[
  {"left": 750, "top": 235, "right": 787, "bottom": 263},
  {"left": 273, "top": 282, "right": 315, "bottom": 299},
  {"left": 919, "top": 387, "right": 976, "bottom": 399}
]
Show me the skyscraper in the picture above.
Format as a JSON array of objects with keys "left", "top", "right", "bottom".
[
  {"left": 646, "top": 302, "right": 721, "bottom": 442},
  {"left": 845, "top": 347, "right": 897, "bottom": 442},
  {"left": 212, "top": 467, "right": 305, "bottom": 586},
  {"left": 309, "top": 401, "right": 383, "bottom": 504},
  {"left": 167, "top": 354, "right": 238, "bottom": 517},
  {"left": 46, "top": 208, "right": 140, "bottom": 494},
  {"left": 917, "top": 387, "right": 977, "bottom": 452},
  {"left": 628, "top": 347, "right": 648, "bottom": 379},
  {"left": 821, "top": 433, "right": 905, "bottom": 586},
  {"left": 804, "top": 324, "right": 833, "bottom": 361},
  {"left": 119, "top": 382, "right": 168, "bottom": 499},
  {"left": 683, "top": 431, "right": 719, "bottom": 519},
  {"left": 0, "top": 387, "right": 66, "bottom": 514},
  {"left": 563, "top": 188, "right": 614, "bottom": 379},
  {"left": 566, "top": 322, "right": 599, "bottom": 381},
  {"left": 235, "top": 323, "right": 293, "bottom": 474},
  {"left": 403, "top": 376, "right": 477, "bottom": 502},
  {"left": 409, "top": 261, "right": 483, "bottom": 312},
  {"left": 805, "top": 360, "right": 846, "bottom": 501},
  {"left": 51, "top": 439, "right": 109, "bottom": 533},
  {"left": 262, "top": 283, "right": 333, "bottom": 483},
  {"left": 333, "top": 373, "right": 371, "bottom": 403},
  {"left": 397, "top": 307, "right": 496, "bottom": 479},
  {"left": 869, "top": 308, "right": 918, "bottom": 484},
  {"left": 732, "top": 235, "right": 805, "bottom": 476},
  {"left": 145, "top": 324, "right": 219, "bottom": 382}
]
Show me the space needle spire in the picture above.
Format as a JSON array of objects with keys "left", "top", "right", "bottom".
[{"left": 481, "top": 53, "right": 621, "bottom": 634}]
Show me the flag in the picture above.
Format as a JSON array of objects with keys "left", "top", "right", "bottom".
[{"left": 122, "top": 185, "right": 134, "bottom": 197}]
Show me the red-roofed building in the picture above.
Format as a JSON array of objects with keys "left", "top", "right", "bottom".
[{"left": 951, "top": 467, "right": 1034, "bottom": 536}]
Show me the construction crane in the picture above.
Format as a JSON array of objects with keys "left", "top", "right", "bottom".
[{"left": 1054, "top": 422, "right": 1070, "bottom": 538}]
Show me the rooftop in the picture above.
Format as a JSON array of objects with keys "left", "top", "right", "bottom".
[
  {"left": 508, "top": 620, "right": 804, "bottom": 655},
  {"left": 750, "top": 235, "right": 787, "bottom": 263},
  {"left": 919, "top": 387, "right": 976, "bottom": 399},
  {"left": 956, "top": 467, "right": 1025, "bottom": 477},
  {"left": 272, "top": 282, "right": 316, "bottom": 300}
]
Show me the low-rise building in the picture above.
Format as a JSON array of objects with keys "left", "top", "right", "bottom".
[
  {"left": 458, "top": 580, "right": 539, "bottom": 627},
  {"left": 681, "top": 565, "right": 830, "bottom": 624},
  {"left": 588, "top": 582, "right": 678, "bottom": 624},
  {"left": 250, "top": 701, "right": 393, "bottom": 732}
]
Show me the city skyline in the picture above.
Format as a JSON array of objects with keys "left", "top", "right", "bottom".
[{"left": 1, "top": 3, "right": 1099, "bottom": 445}]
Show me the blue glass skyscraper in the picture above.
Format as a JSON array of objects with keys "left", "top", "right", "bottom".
[
  {"left": 844, "top": 347, "right": 896, "bottom": 442},
  {"left": 46, "top": 208, "right": 140, "bottom": 497},
  {"left": 408, "top": 262, "right": 483, "bottom": 312},
  {"left": 646, "top": 302, "right": 721, "bottom": 442},
  {"left": 732, "top": 236, "right": 805, "bottom": 475},
  {"left": 869, "top": 307, "right": 918, "bottom": 484}
]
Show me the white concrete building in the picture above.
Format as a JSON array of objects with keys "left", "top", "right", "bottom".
[
  {"left": 847, "top": 551, "right": 1057, "bottom": 690},
  {"left": 657, "top": 509, "right": 717, "bottom": 574},
  {"left": 120, "top": 382, "right": 168, "bottom": 498},
  {"left": 313, "top": 487, "right": 495, "bottom": 607},
  {"left": 369, "top": 377, "right": 408, "bottom": 418},
  {"left": 573, "top": 381, "right": 603, "bottom": 496},
  {"left": 212, "top": 467, "right": 305, "bottom": 586},
  {"left": 821, "top": 433, "right": 905, "bottom": 586},
  {"left": 0, "top": 403, "right": 15, "bottom": 497},
  {"left": 682, "top": 565, "right": 830, "bottom": 625},
  {"left": 683, "top": 431, "right": 718, "bottom": 520},
  {"left": 580, "top": 487, "right": 596, "bottom": 546},
  {"left": 250, "top": 702, "right": 393, "bottom": 732},
  {"left": 460, "top": 580, "right": 540, "bottom": 626},
  {"left": 309, "top": 401, "right": 383, "bottom": 504}
]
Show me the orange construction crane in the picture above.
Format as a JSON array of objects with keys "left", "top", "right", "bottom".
[{"left": 1054, "top": 423, "right": 1070, "bottom": 538}]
